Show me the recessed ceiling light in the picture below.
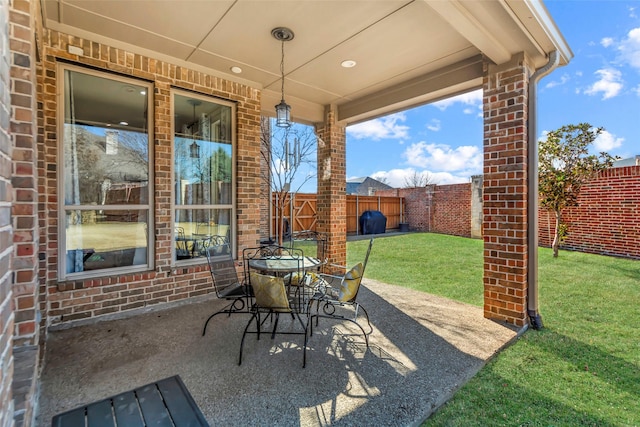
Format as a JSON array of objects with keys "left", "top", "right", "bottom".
[
  {"left": 341, "top": 60, "right": 357, "bottom": 68},
  {"left": 119, "top": 121, "right": 128, "bottom": 126},
  {"left": 230, "top": 66, "right": 243, "bottom": 74}
]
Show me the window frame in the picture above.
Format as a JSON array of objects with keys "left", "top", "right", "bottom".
[
  {"left": 171, "top": 89, "right": 236, "bottom": 265},
  {"left": 57, "top": 64, "right": 155, "bottom": 280}
]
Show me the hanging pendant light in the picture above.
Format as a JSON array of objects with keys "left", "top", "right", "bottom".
[
  {"left": 188, "top": 99, "right": 201, "bottom": 158},
  {"left": 272, "top": 27, "right": 294, "bottom": 128}
]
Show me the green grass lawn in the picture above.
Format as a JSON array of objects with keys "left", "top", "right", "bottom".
[{"left": 350, "top": 233, "right": 640, "bottom": 426}]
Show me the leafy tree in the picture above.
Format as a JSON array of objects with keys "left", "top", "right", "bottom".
[
  {"left": 538, "top": 123, "right": 617, "bottom": 257},
  {"left": 260, "top": 119, "right": 317, "bottom": 245},
  {"left": 403, "top": 170, "right": 435, "bottom": 188}
]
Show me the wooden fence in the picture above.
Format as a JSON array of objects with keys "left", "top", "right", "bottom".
[{"left": 271, "top": 193, "right": 405, "bottom": 235}]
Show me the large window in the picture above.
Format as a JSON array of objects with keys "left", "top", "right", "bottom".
[
  {"left": 173, "top": 92, "right": 234, "bottom": 262},
  {"left": 60, "top": 67, "right": 153, "bottom": 278}
]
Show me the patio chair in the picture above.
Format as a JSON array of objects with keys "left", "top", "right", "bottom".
[
  {"left": 239, "top": 245, "right": 310, "bottom": 367},
  {"left": 309, "top": 238, "right": 374, "bottom": 347},
  {"left": 201, "top": 241, "right": 253, "bottom": 336},
  {"left": 289, "top": 230, "right": 328, "bottom": 271}
]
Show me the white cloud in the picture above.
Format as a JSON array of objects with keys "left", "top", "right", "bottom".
[
  {"left": 617, "top": 27, "right": 640, "bottom": 70},
  {"left": 634, "top": 84, "right": 640, "bottom": 96},
  {"left": 594, "top": 130, "right": 624, "bottom": 151},
  {"left": 545, "top": 73, "right": 570, "bottom": 89},
  {"left": 431, "top": 90, "right": 482, "bottom": 111},
  {"left": 346, "top": 113, "right": 409, "bottom": 140},
  {"left": 426, "top": 119, "right": 441, "bottom": 132},
  {"left": 629, "top": 6, "right": 637, "bottom": 19},
  {"left": 601, "top": 37, "right": 614, "bottom": 48},
  {"left": 584, "top": 68, "right": 623, "bottom": 99},
  {"left": 402, "top": 142, "right": 482, "bottom": 174},
  {"left": 371, "top": 168, "right": 469, "bottom": 188}
]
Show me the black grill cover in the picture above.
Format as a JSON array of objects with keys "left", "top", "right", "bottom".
[{"left": 359, "top": 210, "right": 387, "bottom": 235}]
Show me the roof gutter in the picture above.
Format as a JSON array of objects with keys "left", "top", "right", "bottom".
[{"left": 527, "top": 50, "right": 560, "bottom": 330}]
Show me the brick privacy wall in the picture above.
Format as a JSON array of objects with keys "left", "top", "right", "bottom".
[
  {"left": 377, "top": 183, "right": 471, "bottom": 237},
  {"left": 40, "top": 29, "right": 262, "bottom": 325},
  {"left": 377, "top": 187, "right": 433, "bottom": 232},
  {"left": 381, "top": 167, "right": 640, "bottom": 260},
  {"left": 482, "top": 54, "right": 531, "bottom": 327},
  {"left": 539, "top": 165, "right": 640, "bottom": 259},
  {"left": 315, "top": 106, "right": 347, "bottom": 269},
  {"left": 0, "top": 0, "right": 15, "bottom": 423},
  {"left": 431, "top": 183, "right": 471, "bottom": 237}
]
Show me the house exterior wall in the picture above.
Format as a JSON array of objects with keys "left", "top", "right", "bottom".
[
  {"left": 11, "top": 0, "right": 41, "bottom": 424},
  {"left": 0, "top": 0, "right": 15, "bottom": 424},
  {"left": 39, "top": 29, "right": 262, "bottom": 326}
]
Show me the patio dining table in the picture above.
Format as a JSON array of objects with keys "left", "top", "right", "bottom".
[{"left": 248, "top": 256, "right": 324, "bottom": 275}]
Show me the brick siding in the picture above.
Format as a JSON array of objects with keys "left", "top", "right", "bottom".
[
  {"left": 0, "top": 0, "right": 15, "bottom": 423},
  {"left": 39, "top": 29, "right": 262, "bottom": 325},
  {"left": 9, "top": 0, "right": 41, "bottom": 424}
]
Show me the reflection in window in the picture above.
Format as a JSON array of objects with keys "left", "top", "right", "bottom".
[
  {"left": 61, "top": 68, "right": 152, "bottom": 277},
  {"left": 174, "top": 93, "right": 234, "bottom": 261}
]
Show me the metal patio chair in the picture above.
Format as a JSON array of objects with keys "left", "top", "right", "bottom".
[
  {"left": 239, "top": 245, "right": 311, "bottom": 367},
  {"left": 201, "top": 240, "right": 253, "bottom": 336},
  {"left": 309, "top": 238, "right": 374, "bottom": 347}
]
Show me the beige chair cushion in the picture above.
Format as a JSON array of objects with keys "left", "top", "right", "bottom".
[
  {"left": 250, "top": 272, "right": 291, "bottom": 312},
  {"left": 338, "top": 262, "right": 363, "bottom": 302},
  {"left": 284, "top": 271, "right": 320, "bottom": 287}
]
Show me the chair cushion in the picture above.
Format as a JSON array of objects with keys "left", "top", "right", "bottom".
[
  {"left": 284, "top": 271, "right": 320, "bottom": 287},
  {"left": 338, "top": 262, "right": 363, "bottom": 302},
  {"left": 250, "top": 272, "right": 291, "bottom": 312}
]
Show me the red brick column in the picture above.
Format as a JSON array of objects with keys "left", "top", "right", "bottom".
[
  {"left": 9, "top": 0, "right": 41, "bottom": 424},
  {"left": 483, "top": 53, "right": 532, "bottom": 326},
  {"left": 315, "top": 106, "right": 346, "bottom": 268},
  {"left": 0, "top": 0, "right": 15, "bottom": 421}
]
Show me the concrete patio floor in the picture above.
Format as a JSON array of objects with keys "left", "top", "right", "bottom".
[{"left": 36, "top": 278, "right": 521, "bottom": 426}]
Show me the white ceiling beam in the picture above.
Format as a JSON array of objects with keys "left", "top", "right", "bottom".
[
  {"left": 338, "top": 55, "right": 483, "bottom": 124},
  {"left": 424, "top": 0, "right": 512, "bottom": 65}
]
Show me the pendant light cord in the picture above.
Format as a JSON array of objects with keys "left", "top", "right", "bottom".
[{"left": 280, "top": 40, "right": 285, "bottom": 101}]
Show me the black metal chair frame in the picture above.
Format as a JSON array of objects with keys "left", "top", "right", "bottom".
[
  {"left": 310, "top": 238, "right": 374, "bottom": 347},
  {"left": 288, "top": 230, "right": 328, "bottom": 270},
  {"left": 239, "top": 245, "right": 312, "bottom": 367},
  {"left": 201, "top": 239, "right": 254, "bottom": 336}
]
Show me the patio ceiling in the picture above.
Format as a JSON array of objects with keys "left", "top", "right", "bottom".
[{"left": 42, "top": 0, "right": 572, "bottom": 125}]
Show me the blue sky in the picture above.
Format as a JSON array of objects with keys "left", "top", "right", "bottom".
[{"left": 336, "top": 0, "right": 640, "bottom": 190}]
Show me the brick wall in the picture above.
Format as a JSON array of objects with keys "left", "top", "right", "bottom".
[
  {"left": 10, "top": 0, "right": 41, "bottom": 424},
  {"left": 0, "top": 0, "right": 15, "bottom": 424},
  {"left": 39, "top": 29, "right": 262, "bottom": 325},
  {"left": 383, "top": 166, "right": 640, "bottom": 261},
  {"left": 431, "top": 183, "right": 471, "bottom": 237},
  {"left": 539, "top": 165, "right": 640, "bottom": 259},
  {"left": 377, "top": 183, "right": 471, "bottom": 237}
]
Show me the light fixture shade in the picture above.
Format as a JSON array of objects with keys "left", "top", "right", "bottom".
[
  {"left": 189, "top": 140, "right": 200, "bottom": 158},
  {"left": 275, "top": 99, "right": 292, "bottom": 128}
]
